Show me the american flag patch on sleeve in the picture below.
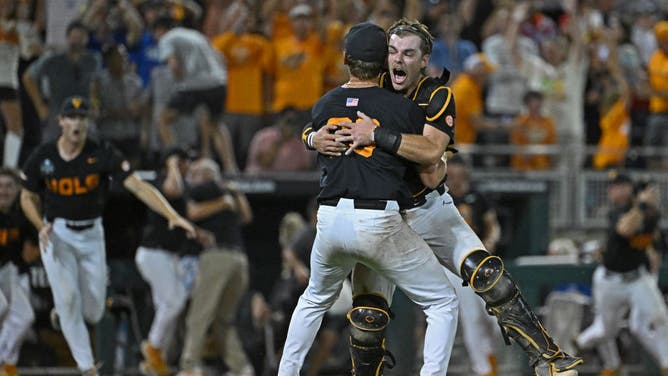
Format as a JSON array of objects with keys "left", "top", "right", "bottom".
[{"left": 346, "top": 98, "right": 359, "bottom": 107}]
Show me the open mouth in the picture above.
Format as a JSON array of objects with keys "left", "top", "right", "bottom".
[{"left": 391, "top": 68, "right": 407, "bottom": 85}]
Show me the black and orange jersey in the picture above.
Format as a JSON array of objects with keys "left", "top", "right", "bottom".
[
  {"left": 0, "top": 200, "right": 37, "bottom": 268},
  {"left": 603, "top": 203, "right": 658, "bottom": 273},
  {"left": 311, "top": 85, "right": 424, "bottom": 207},
  {"left": 140, "top": 175, "right": 190, "bottom": 254},
  {"left": 21, "top": 140, "right": 133, "bottom": 221},
  {"left": 380, "top": 71, "right": 456, "bottom": 196}
]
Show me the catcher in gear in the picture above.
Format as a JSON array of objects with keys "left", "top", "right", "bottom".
[{"left": 306, "top": 18, "right": 582, "bottom": 376}]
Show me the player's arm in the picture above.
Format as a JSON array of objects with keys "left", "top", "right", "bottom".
[
  {"left": 301, "top": 122, "right": 347, "bottom": 157},
  {"left": 187, "top": 196, "right": 235, "bottom": 221},
  {"left": 616, "top": 184, "right": 659, "bottom": 239},
  {"left": 226, "top": 182, "right": 253, "bottom": 224},
  {"left": 20, "top": 189, "right": 45, "bottom": 231},
  {"left": 162, "top": 155, "right": 185, "bottom": 198},
  {"left": 123, "top": 173, "right": 196, "bottom": 237},
  {"left": 339, "top": 86, "right": 455, "bottom": 166}
]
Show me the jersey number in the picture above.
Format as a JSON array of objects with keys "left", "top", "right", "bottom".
[{"left": 326, "top": 117, "right": 380, "bottom": 158}]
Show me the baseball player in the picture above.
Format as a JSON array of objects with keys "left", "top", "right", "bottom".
[
  {"left": 0, "top": 168, "right": 36, "bottom": 376},
  {"left": 575, "top": 173, "right": 668, "bottom": 375},
  {"left": 135, "top": 148, "right": 193, "bottom": 376},
  {"left": 307, "top": 18, "right": 582, "bottom": 376},
  {"left": 279, "top": 22, "right": 459, "bottom": 376},
  {"left": 19, "top": 96, "right": 196, "bottom": 376}
]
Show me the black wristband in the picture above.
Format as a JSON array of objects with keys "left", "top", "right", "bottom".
[{"left": 373, "top": 127, "right": 402, "bottom": 154}]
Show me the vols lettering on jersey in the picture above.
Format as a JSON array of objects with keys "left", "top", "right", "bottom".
[
  {"left": 21, "top": 140, "right": 133, "bottom": 221},
  {"left": 46, "top": 174, "right": 100, "bottom": 196}
]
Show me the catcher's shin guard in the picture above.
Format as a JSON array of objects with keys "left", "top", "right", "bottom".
[
  {"left": 347, "top": 294, "right": 394, "bottom": 376},
  {"left": 461, "top": 251, "right": 583, "bottom": 374}
]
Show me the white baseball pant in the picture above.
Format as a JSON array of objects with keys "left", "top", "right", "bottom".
[
  {"left": 577, "top": 266, "right": 668, "bottom": 368},
  {"left": 135, "top": 246, "right": 188, "bottom": 350},
  {"left": 0, "top": 263, "right": 35, "bottom": 365},
  {"left": 403, "top": 189, "right": 486, "bottom": 276},
  {"left": 278, "top": 199, "right": 458, "bottom": 376},
  {"left": 41, "top": 217, "right": 107, "bottom": 372},
  {"left": 445, "top": 269, "right": 498, "bottom": 375}
]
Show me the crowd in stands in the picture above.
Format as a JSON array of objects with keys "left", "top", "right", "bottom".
[
  {"left": 1, "top": 0, "right": 668, "bottom": 375},
  {"left": 2, "top": 0, "right": 667, "bottom": 174}
]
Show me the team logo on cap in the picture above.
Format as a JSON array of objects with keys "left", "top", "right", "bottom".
[{"left": 72, "top": 98, "right": 82, "bottom": 109}]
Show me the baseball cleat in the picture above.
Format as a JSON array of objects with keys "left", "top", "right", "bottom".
[
  {"left": 534, "top": 353, "right": 583, "bottom": 376},
  {"left": 140, "top": 341, "right": 169, "bottom": 376}
]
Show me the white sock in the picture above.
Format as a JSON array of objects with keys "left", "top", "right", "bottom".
[{"left": 3, "top": 131, "right": 21, "bottom": 168}]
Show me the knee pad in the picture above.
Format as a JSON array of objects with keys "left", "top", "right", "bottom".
[
  {"left": 460, "top": 250, "right": 504, "bottom": 293},
  {"left": 347, "top": 294, "right": 393, "bottom": 376},
  {"left": 347, "top": 294, "right": 391, "bottom": 345}
]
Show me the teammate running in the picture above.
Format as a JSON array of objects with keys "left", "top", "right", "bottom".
[
  {"left": 307, "top": 18, "right": 582, "bottom": 376},
  {"left": 0, "top": 168, "right": 36, "bottom": 376},
  {"left": 279, "top": 22, "right": 458, "bottom": 376},
  {"left": 19, "top": 96, "right": 196, "bottom": 376}
]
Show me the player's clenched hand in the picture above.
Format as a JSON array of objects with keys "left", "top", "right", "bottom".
[
  {"left": 169, "top": 216, "right": 197, "bottom": 238},
  {"left": 337, "top": 111, "right": 377, "bottom": 156},
  {"left": 313, "top": 124, "right": 347, "bottom": 156},
  {"left": 39, "top": 223, "right": 53, "bottom": 251}
]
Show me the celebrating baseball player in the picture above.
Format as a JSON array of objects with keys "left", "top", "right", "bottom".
[
  {"left": 279, "top": 22, "right": 459, "bottom": 376},
  {"left": 19, "top": 96, "right": 196, "bottom": 376},
  {"left": 0, "top": 168, "right": 37, "bottom": 376},
  {"left": 307, "top": 18, "right": 582, "bottom": 376},
  {"left": 135, "top": 147, "right": 193, "bottom": 376},
  {"left": 575, "top": 172, "right": 668, "bottom": 375}
]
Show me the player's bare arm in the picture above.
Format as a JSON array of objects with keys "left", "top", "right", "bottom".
[
  {"left": 187, "top": 195, "right": 236, "bottom": 221},
  {"left": 338, "top": 110, "right": 449, "bottom": 165},
  {"left": 19, "top": 188, "right": 51, "bottom": 247},
  {"left": 162, "top": 155, "right": 185, "bottom": 198},
  {"left": 616, "top": 185, "right": 659, "bottom": 239},
  {"left": 302, "top": 123, "right": 347, "bottom": 157},
  {"left": 226, "top": 182, "right": 253, "bottom": 224},
  {"left": 123, "top": 173, "right": 196, "bottom": 237}
]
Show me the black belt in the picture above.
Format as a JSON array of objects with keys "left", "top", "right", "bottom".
[
  {"left": 64, "top": 219, "right": 96, "bottom": 232},
  {"left": 604, "top": 268, "right": 642, "bottom": 282},
  {"left": 411, "top": 182, "right": 447, "bottom": 208},
  {"left": 319, "top": 198, "right": 391, "bottom": 210}
]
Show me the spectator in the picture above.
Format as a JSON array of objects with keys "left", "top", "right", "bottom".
[
  {"left": 593, "top": 32, "right": 632, "bottom": 170},
  {"left": 90, "top": 44, "right": 143, "bottom": 166},
  {"left": 0, "top": 0, "right": 23, "bottom": 168},
  {"left": 450, "top": 53, "right": 498, "bottom": 145},
  {"left": 269, "top": 4, "right": 342, "bottom": 122},
  {"left": 80, "top": 0, "right": 144, "bottom": 53},
  {"left": 144, "top": 65, "right": 199, "bottom": 168},
  {"left": 152, "top": 16, "right": 229, "bottom": 163},
  {"left": 22, "top": 20, "right": 101, "bottom": 142},
  {"left": 180, "top": 158, "right": 254, "bottom": 376},
  {"left": 509, "top": 3, "right": 588, "bottom": 165},
  {"left": 42, "top": 0, "right": 87, "bottom": 50},
  {"left": 211, "top": 2, "right": 273, "bottom": 171},
  {"left": 645, "top": 21, "right": 668, "bottom": 169},
  {"left": 245, "top": 108, "right": 314, "bottom": 174},
  {"left": 128, "top": 0, "right": 167, "bottom": 88},
  {"left": 427, "top": 13, "right": 477, "bottom": 79},
  {"left": 510, "top": 90, "right": 558, "bottom": 170}
]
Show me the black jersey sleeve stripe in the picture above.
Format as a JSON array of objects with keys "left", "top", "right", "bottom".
[{"left": 426, "top": 86, "right": 452, "bottom": 122}]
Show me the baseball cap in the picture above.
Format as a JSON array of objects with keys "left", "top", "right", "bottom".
[
  {"left": 344, "top": 22, "right": 388, "bottom": 64},
  {"left": 289, "top": 4, "right": 313, "bottom": 18},
  {"left": 607, "top": 169, "right": 633, "bottom": 185},
  {"left": 60, "top": 96, "right": 90, "bottom": 117},
  {"left": 464, "top": 53, "right": 497, "bottom": 74}
]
